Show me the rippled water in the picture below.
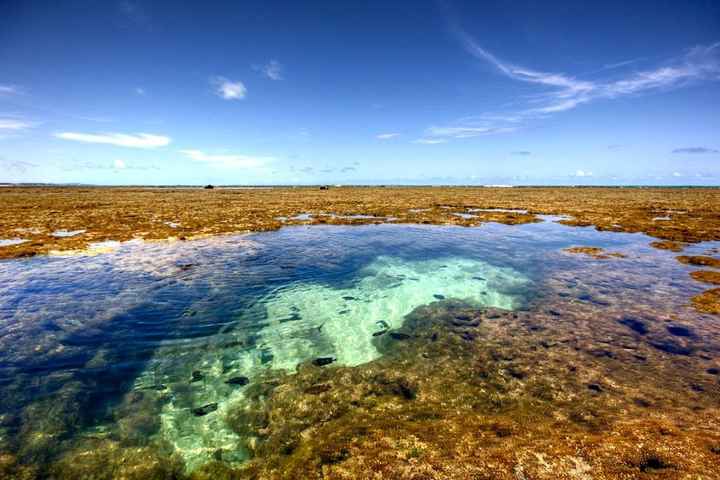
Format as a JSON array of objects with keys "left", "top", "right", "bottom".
[{"left": 0, "top": 220, "right": 717, "bottom": 477}]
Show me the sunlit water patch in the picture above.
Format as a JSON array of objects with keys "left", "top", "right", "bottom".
[
  {"left": 0, "top": 222, "right": 717, "bottom": 477},
  {"left": 143, "top": 254, "right": 528, "bottom": 470}
]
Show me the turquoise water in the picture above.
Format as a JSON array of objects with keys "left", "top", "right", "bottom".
[{"left": 0, "top": 221, "right": 711, "bottom": 475}]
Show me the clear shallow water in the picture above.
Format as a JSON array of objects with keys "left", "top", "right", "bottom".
[{"left": 0, "top": 221, "right": 716, "bottom": 475}]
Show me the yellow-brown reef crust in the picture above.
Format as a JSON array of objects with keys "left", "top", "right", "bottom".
[
  {"left": 677, "top": 256, "right": 720, "bottom": 268},
  {"left": 690, "top": 271, "right": 720, "bottom": 285},
  {"left": 692, "top": 288, "right": 720, "bottom": 314},
  {"left": 563, "top": 246, "right": 626, "bottom": 259},
  {"left": 650, "top": 240, "right": 686, "bottom": 252},
  {"left": 2, "top": 186, "right": 720, "bottom": 259}
]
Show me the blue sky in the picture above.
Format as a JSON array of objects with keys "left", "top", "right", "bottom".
[{"left": 1, "top": 0, "right": 719, "bottom": 185}]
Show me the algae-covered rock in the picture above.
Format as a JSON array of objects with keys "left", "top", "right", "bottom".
[
  {"left": 692, "top": 288, "right": 720, "bottom": 314},
  {"left": 50, "top": 439, "right": 183, "bottom": 480}
]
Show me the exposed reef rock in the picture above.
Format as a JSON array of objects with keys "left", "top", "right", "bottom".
[
  {"left": 692, "top": 288, "right": 720, "bottom": 314},
  {"left": 563, "top": 246, "right": 626, "bottom": 259},
  {"left": 650, "top": 240, "right": 685, "bottom": 252},
  {"left": 690, "top": 270, "right": 720, "bottom": 285},
  {"left": 677, "top": 255, "right": 720, "bottom": 268},
  {"left": 3, "top": 186, "right": 720, "bottom": 259}
]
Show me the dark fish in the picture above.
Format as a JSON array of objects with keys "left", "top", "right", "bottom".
[
  {"left": 192, "top": 403, "right": 218, "bottom": 416},
  {"left": 433, "top": 294, "right": 445, "bottom": 300},
  {"left": 225, "top": 376, "right": 249, "bottom": 386},
  {"left": 313, "top": 357, "right": 336, "bottom": 367}
]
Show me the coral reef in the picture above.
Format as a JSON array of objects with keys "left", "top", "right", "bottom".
[
  {"left": 223, "top": 300, "right": 720, "bottom": 479},
  {"left": 650, "top": 240, "right": 685, "bottom": 252},
  {"left": 692, "top": 289, "right": 720, "bottom": 314},
  {"left": 690, "top": 270, "right": 720, "bottom": 285},
  {"left": 2, "top": 186, "right": 720, "bottom": 259},
  {"left": 677, "top": 256, "right": 720, "bottom": 268}
]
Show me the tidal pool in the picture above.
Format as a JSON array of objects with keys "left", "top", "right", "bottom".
[{"left": 1, "top": 221, "right": 719, "bottom": 478}]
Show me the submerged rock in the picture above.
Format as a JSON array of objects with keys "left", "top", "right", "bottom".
[
  {"left": 50, "top": 439, "right": 182, "bottom": 479},
  {"left": 649, "top": 339, "right": 694, "bottom": 356},
  {"left": 619, "top": 317, "right": 648, "bottom": 335},
  {"left": 666, "top": 324, "right": 695, "bottom": 338}
]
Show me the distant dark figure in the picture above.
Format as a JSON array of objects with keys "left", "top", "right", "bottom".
[
  {"left": 204, "top": 184, "right": 214, "bottom": 189},
  {"left": 319, "top": 185, "right": 329, "bottom": 190}
]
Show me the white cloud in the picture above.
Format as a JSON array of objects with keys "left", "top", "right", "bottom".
[
  {"left": 413, "top": 138, "right": 447, "bottom": 144},
  {"left": 54, "top": 132, "right": 171, "bottom": 148},
  {"left": 426, "top": 125, "right": 517, "bottom": 139},
  {"left": 257, "top": 60, "right": 283, "bottom": 80},
  {"left": 135, "top": 87, "right": 146, "bottom": 95},
  {"left": 377, "top": 133, "right": 400, "bottom": 139},
  {"left": 0, "top": 118, "right": 33, "bottom": 131},
  {"left": 114, "top": 159, "right": 127, "bottom": 169},
  {"left": 672, "top": 147, "right": 719, "bottom": 154},
  {"left": 212, "top": 77, "right": 247, "bottom": 100},
  {"left": 0, "top": 85, "right": 20, "bottom": 95},
  {"left": 180, "top": 149, "right": 271, "bottom": 168},
  {"left": 572, "top": 170, "right": 593, "bottom": 177},
  {"left": 672, "top": 171, "right": 682, "bottom": 177}
]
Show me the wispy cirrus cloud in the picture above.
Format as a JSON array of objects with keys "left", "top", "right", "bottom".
[
  {"left": 431, "top": 23, "right": 720, "bottom": 142},
  {"left": 0, "top": 158, "right": 37, "bottom": 174},
  {"left": 511, "top": 151, "right": 531, "bottom": 156},
  {"left": 413, "top": 138, "right": 447, "bottom": 145},
  {"left": 0, "top": 118, "right": 34, "bottom": 131},
  {"left": 255, "top": 60, "right": 283, "bottom": 80},
  {"left": 672, "top": 147, "right": 719, "bottom": 154},
  {"left": 180, "top": 149, "right": 272, "bottom": 168},
  {"left": 54, "top": 132, "right": 171, "bottom": 148},
  {"left": 212, "top": 77, "right": 247, "bottom": 100},
  {"left": 457, "top": 30, "right": 720, "bottom": 116},
  {"left": 377, "top": 133, "right": 400, "bottom": 139},
  {"left": 0, "top": 85, "right": 21, "bottom": 96},
  {"left": 425, "top": 125, "right": 517, "bottom": 139}
]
